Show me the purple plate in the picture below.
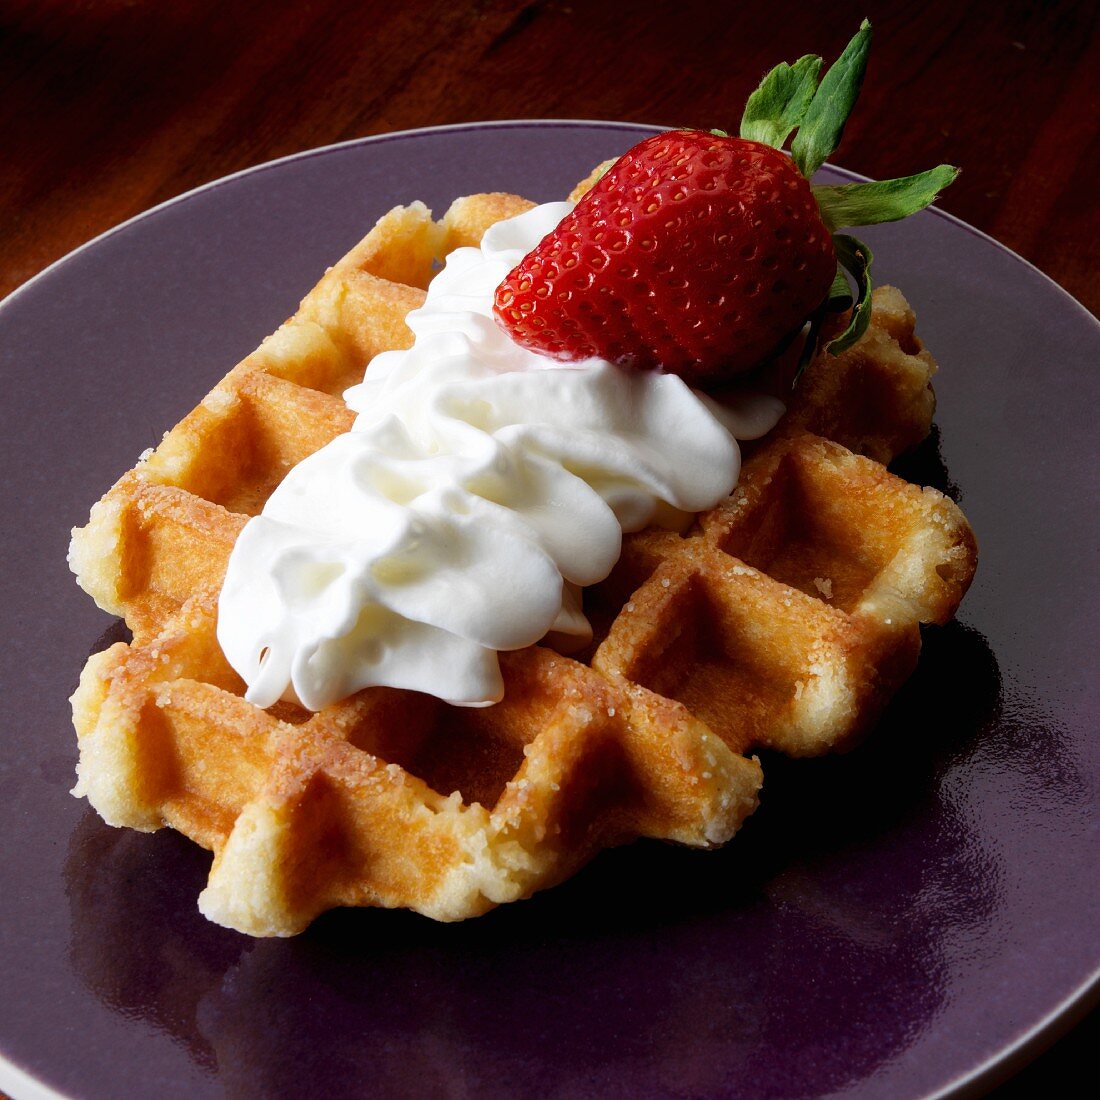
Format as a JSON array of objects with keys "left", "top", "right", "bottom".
[{"left": 0, "top": 121, "right": 1096, "bottom": 1100}]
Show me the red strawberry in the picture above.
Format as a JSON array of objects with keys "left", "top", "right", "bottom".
[
  {"left": 494, "top": 130, "right": 835, "bottom": 380},
  {"left": 494, "top": 21, "right": 958, "bottom": 383}
]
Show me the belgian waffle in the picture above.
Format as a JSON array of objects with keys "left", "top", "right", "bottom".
[{"left": 69, "top": 188, "right": 976, "bottom": 935}]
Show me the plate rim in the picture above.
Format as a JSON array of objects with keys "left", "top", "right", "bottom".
[
  {"left": 2, "top": 118, "right": 1097, "bottom": 332},
  {"left": 1, "top": 118, "right": 1097, "bottom": 1100}
]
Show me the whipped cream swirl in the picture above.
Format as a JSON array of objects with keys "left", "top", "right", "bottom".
[{"left": 217, "top": 202, "right": 784, "bottom": 710}]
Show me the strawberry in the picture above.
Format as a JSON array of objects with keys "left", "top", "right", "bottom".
[
  {"left": 494, "top": 21, "right": 958, "bottom": 383},
  {"left": 495, "top": 130, "right": 836, "bottom": 379}
]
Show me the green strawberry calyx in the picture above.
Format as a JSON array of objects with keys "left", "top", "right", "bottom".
[{"left": 736, "top": 19, "right": 958, "bottom": 372}]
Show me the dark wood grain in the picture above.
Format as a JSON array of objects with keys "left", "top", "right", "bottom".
[
  {"left": 1, "top": 0, "right": 1098, "bottom": 311},
  {"left": 0, "top": 2, "right": 1095, "bottom": 1096}
]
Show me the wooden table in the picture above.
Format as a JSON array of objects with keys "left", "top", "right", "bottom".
[
  {"left": 0, "top": 1, "right": 1095, "bottom": 1095},
  {"left": 2, "top": 0, "right": 1097, "bottom": 314}
]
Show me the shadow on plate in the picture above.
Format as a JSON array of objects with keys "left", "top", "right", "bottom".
[{"left": 65, "top": 612, "right": 1028, "bottom": 1097}]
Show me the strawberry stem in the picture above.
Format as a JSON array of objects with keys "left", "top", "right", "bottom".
[
  {"left": 826, "top": 234, "right": 874, "bottom": 355},
  {"left": 740, "top": 54, "right": 823, "bottom": 148},
  {"left": 813, "top": 165, "right": 960, "bottom": 230},
  {"left": 795, "top": 267, "right": 863, "bottom": 384},
  {"left": 791, "top": 20, "right": 872, "bottom": 179},
  {"left": 826, "top": 269, "right": 854, "bottom": 310}
]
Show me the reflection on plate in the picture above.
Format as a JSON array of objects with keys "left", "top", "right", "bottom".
[{"left": 66, "top": 597, "right": 1006, "bottom": 1095}]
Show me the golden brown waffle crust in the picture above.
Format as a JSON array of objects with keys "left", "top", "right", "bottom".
[{"left": 69, "top": 189, "right": 976, "bottom": 935}]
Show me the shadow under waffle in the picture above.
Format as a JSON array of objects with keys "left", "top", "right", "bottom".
[{"left": 66, "top": 620, "right": 1007, "bottom": 1097}]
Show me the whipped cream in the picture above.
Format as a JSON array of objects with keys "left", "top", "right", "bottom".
[{"left": 217, "top": 202, "right": 784, "bottom": 710}]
